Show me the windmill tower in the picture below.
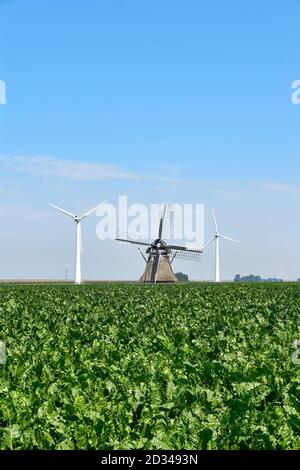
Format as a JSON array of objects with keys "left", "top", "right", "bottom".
[{"left": 116, "top": 204, "right": 202, "bottom": 283}]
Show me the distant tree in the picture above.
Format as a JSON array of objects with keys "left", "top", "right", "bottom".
[
  {"left": 234, "top": 274, "right": 283, "bottom": 283},
  {"left": 175, "top": 272, "right": 189, "bottom": 282},
  {"left": 297, "top": 278, "right": 300, "bottom": 282}
]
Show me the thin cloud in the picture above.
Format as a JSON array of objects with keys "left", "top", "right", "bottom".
[
  {"left": 0, "top": 155, "right": 183, "bottom": 184},
  {"left": 0, "top": 155, "right": 139, "bottom": 181},
  {"left": 259, "top": 182, "right": 298, "bottom": 193}
]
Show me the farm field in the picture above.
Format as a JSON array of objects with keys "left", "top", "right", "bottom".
[{"left": 0, "top": 283, "right": 300, "bottom": 450}]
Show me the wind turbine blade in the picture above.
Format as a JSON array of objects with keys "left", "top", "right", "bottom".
[
  {"left": 48, "top": 204, "right": 75, "bottom": 218},
  {"left": 201, "top": 237, "right": 216, "bottom": 250},
  {"left": 79, "top": 200, "right": 106, "bottom": 220},
  {"left": 219, "top": 235, "right": 241, "bottom": 243},
  {"left": 212, "top": 209, "right": 219, "bottom": 234}
]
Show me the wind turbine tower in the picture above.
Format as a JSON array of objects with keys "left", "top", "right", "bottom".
[
  {"left": 203, "top": 210, "right": 240, "bottom": 282},
  {"left": 49, "top": 202, "right": 104, "bottom": 284}
]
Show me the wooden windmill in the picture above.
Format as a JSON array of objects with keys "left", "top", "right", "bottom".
[{"left": 116, "top": 204, "right": 202, "bottom": 283}]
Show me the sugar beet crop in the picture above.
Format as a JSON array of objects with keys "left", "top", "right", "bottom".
[{"left": 0, "top": 283, "right": 300, "bottom": 449}]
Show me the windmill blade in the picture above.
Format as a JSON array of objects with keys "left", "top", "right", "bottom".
[
  {"left": 168, "top": 244, "right": 202, "bottom": 262},
  {"left": 219, "top": 235, "right": 241, "bottom": 243},
  {"left": 169, "top": 249, "right": 202, "bottom": 262},
  {"left": 48, "top": 204, "right": 75, "bottom": 219},
  {"left": 116, "top": 238, "right": 150, "bottom": 247},
  {"left": 212, "top": 209, "right": 219, "bottom": 234},
  {"left": 201, "top": 236, "right": 216, "bottom": 250},
  {"left": 79, "top": 200, "right": 106, "bottom": 220},
  {"left": 158, "top": 204, "right": 167, "bottom": 238},
  {"left": 161, "top": 204, "right": 174, "bottom": 241},
  {"left": 117, "top": 230, "right": 152, "bottom": 245},
  {"left": 167, "top": 244, "right": 202, "bottom": 254}
]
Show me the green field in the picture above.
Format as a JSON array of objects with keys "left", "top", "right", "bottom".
[{"left": 1, "top": 282, "right": 300, "bottom": 450}]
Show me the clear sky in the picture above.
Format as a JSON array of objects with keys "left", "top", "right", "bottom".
[{"left": 0, "top": 0, "right": 300, "bottom": 281}]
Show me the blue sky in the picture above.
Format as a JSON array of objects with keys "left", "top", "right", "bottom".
[{"left": 0, "top": 0, "right": 300, "bottom": 280}]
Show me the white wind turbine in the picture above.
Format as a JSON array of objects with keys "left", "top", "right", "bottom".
[
  {"left": 203, "top": 210, "right": 240, "bottom": 282},
  {"left": 49, "top": 201, "right": 105, "bottom": 284}
]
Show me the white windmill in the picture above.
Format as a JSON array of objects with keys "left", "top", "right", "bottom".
[
  {"left": 49, "top": 202, "right": 105, "bottom": 284},
  {"left": 203, "top": 210, "right": 240, "bottom": 282}
]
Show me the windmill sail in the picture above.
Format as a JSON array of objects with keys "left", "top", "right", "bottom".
[
  {"left": 169, "top": 249, "right": 202, "bottom": 261},
  {"left": 161, "top": 204, "right": 174, "bottom": 241}
]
